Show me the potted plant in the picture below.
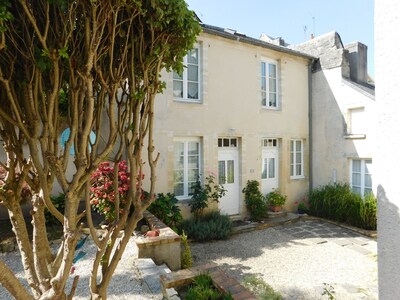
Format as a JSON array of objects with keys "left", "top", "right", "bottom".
[
  {"left": 266, "top": 190, "right": 287, "bottom": 212},
  {"left": 295, "top": 197, "right": 310, "bottom": 214}
]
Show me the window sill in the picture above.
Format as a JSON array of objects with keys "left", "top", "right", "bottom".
[
  {"left": 261, "top": 106, "right": 281, "bottom": 111},
  {"left": 344, "top": 134, "right": 366, "bottom": 140},
  {"left": 174, "top": 98, "right": 202, "bottom": 104},
  {"left": 290, "top": 176, "right": 305, "bottom": 180}
]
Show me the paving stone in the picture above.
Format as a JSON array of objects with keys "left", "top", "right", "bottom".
[
  {"left": 351, "top": 238, "right": 369, "bottom": 246},
  {"left": 333, "top": 238, "right": 352, "bottom": 247},
  {"left": 310, "top": 237, "right": 328, "bottom": 244},
  {"left": 347, "top": 244, "right": 373, "bottom": 255},
  {"left": 311, "top": 229, "right": 332, "bottom": 235}
]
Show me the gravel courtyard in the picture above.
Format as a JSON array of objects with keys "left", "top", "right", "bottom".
[{"left": 190, "top": 219, "right": 377, "bottom": 299}]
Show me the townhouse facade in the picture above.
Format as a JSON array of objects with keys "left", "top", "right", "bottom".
[
  {"left": 291, "top": 32, "right": 375, "bottom": 198},
  {"left": 149, "top": 24, "right": 314, "bottom": 218}
]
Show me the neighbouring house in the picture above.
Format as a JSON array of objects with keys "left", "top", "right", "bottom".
[
  {"left": 290, "top": 32, "right": 375, "bottom": 197},
  {"left": 146, "top": 24, "right": 314, "bottom": 219}
]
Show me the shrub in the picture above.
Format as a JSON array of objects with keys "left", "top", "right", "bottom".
[
  {"left": 308, "top": 183, "right": 377, "bottom": 230},
  {"left": 89, "top": 161, "right": 131, "bottom": 222},
  {"left": 45, "top": 193, "right": 66, "bottom": 225},
  {"left": 189, "top": 174, "right": 226, "bottom": 219},
  {"left": 243, "top": 275, "right": 282, "bottom": 300},
  {"left": 148, "top": 193, "right": 183, "bottom": 231},
  {"left": 180, "top": 211, "right": 232, "bottom": 242},
  {"left": 185, "top": 273, "right": 233, "bottom": 300},
  {"left": 181, "top": 231, "right": 193, "bottom": 269},
  {"left": 242, "top": 180, "right": 267, "bottom": 221},
  {"left": 266, "top": 190, "right": 287, "bottom": 207}
]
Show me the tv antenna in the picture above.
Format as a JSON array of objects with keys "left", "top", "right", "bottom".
[{"left": 303, "top": 25, "right": 307, "bottom": 39}]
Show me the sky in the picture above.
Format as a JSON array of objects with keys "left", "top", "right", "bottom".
[{"left": 186, "top": 0, "right": 374, "bottom": 78}]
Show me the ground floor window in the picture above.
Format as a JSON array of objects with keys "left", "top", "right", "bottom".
[
  {"left": 351, "top": 159, "right": 372, "bottom": 197},
  {"left": 173, "top": 138, "right": 201, "bottom": 199},
  {"left": 290, "top": 139, "right": 304, "bottom": 178}
]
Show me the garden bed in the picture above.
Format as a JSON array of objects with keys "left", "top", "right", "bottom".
[{"left": 160, "top": 263, "right": 257, "bottom": 300}]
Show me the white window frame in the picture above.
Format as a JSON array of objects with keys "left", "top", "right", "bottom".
[
  {"left": 290, "top": 139, "right": 304, "bottom": 179},
  {"left": 173, "top": 45, "right": 201, "bottom": 102},
  {"left": 261, "top": 59, "right": 279, "bottom": 109},
  {"left": 173, "top": 137, "right": 201, "bottom": 200},
  {"left": 350, "top": 159, "right": 372, "bottom": 197}
]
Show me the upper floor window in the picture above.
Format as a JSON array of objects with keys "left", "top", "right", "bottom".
[
  {"left": 261, "top": 60, "right": 278, "bottom": 108},
  {"left": 351, "top": 159, "right": 372, "bottom": 197},
  {"left": 173, "top": 46, "right": 200, "bottom": 102},
  {"left": 290, "top": 139, "right": 304, "bottom": 179},
  {"left": 173, "top": 138, "right": 201, "bottom": 199},
  {"left": 347, "top": 107, "right": 365, "bottom": 135}
]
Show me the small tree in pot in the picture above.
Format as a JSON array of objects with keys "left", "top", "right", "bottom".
[{"left": 266, "top": 190, "right": 287, "bottom": 212}]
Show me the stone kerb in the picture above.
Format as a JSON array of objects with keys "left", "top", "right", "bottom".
[{"left": 135, "top": 210, "right": 181, "bottom": 271}]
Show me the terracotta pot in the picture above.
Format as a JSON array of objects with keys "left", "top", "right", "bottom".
[{"left": 269, "top": 205, "right": 282, "bottom": 212}]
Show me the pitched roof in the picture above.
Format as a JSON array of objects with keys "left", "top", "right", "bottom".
[{"left": 201, "top": 24, "right": 317, "bottom": 61}]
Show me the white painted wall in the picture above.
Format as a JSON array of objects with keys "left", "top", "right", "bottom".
[
  {"left": 312, "top": 67, "right": 375, "bottom": 189},
  {"left": 375, "top": 1, "right": 400, "bottom": 298}
]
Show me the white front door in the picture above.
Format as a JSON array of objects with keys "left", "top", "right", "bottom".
[
  {"left": 261, "top": 148, "right": 279, "bottom": 195},
  {"left": 218, "top": 149, "right": 240, "bottom": 215}
]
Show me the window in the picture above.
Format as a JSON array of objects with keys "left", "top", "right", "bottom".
[
  {"left": 173, "top": 139, "right": 201, "bottom": 199},
  {"left": 218, "top": 138, "right": 237, "bottom": 148},
  {"left": 290, "top": 140, "right": 303, "bottom": 178},
  {"left": 261, "top": 60, "right": 278, "bottom": 108},
  {"left": 262, "top": 138, "right": 278, "bottom": 148},
  {"left": 173, "top": 46, "right": 200, "bottom": 102},
  {"left": 351, "top": 159, "right": 372, "bottom": 197},
  {"left": 347, "top": 107, "right": 365, "bottom": 135}
]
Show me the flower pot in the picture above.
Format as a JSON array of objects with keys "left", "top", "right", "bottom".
[{"left": 269, "top": 205, "right": 282, "bottom": 212}]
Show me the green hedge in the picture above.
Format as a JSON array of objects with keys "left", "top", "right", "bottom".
[
  {"left": 180, "top": 211, "right": 232, "bottom": 242},
  {"left": 308, "top": 183, "right": 377, "bottom": 230}
]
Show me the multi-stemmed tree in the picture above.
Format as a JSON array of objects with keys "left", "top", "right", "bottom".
[{"left": 0, "top": 1, "right": 200, "bottom": 299}]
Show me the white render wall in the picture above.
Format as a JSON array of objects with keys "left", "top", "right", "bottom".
[
  {"left": 312, "top": 67, "right": 375, "bottom": 189},
  {"left": 375, "top": 1, "right": 400, "bottom": 298}
]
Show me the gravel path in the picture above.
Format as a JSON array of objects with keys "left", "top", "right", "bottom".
[
  {"left": 0, "top": 237, "right": 155, "bottom": 300},
  {"left": 191, "top": 220, "right": 378, "bottom": 300}
]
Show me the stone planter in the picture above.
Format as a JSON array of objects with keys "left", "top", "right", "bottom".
[
  {"left": 135, "top": 211, "right": 181, "bottom": 271},
  {"left": 269, "top": 205, "right": 282, "bottom": 212}
]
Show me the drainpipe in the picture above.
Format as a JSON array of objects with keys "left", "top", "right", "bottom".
[{"left": 308, "top": 60, "right": 315, "bottom": 193}]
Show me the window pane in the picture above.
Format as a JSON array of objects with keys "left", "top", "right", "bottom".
[
  {"left": 261, "top": 78, "right": 266, "bottom": 90},
  {"left": 173, "top": 80, "right": 183, "bottom": 98},
  {"left": 188, "top": 169, "right": 199, "bottom": 182},
  {"left": 364, "top": 188, "right": 372, "bottom": 195},
  {"left": 269, "top": 78, "right": 276, "bottom": 92},
  {"left": 296, "top": 141, "right": 301, "bottom": 151},
  {"left": 269, "top": 93, "right": 276, "bottom": 107},
  {"left": 188, "top": 49, "right": 198, "bottom": 64},
  {"left": 218, "top": 138, "right": 222, "bottom": 147},
  {"left": 353, "top": 160, "right": 361, "bottom": 172},
  {"left": 174, "top": 183, "right": 184, "bottom": 196},
  {"left": 365, "top": 160, "right": 372, "bottom": 173},
  {"left": 174, "top": 142, "right": 184, "bottom": 156},
  {"left": 188, "top": 142, "right": 199, "bottom": 154},
  {"left": 187, "top": 82, "right": 198, "bottom": 99},
  {"left": 296, "top": 164, "right": 302, "bottom": 176},
  {"left": 290, "top": 164, "right": 294, "bottom": 177},
  {"left": 230, "top": 139, "right": 237, "bottom": 147},
  {"left": 188, "top": 65, "right": 198, "bottom": 81},
  {"left": 173, "top": 71, "right": 182, "bottom": 80},
  {"left": 364, "top": 173, "right": 372, "bottom": 188},
  {"left": 269, "top": 63, "right": 276, "bottom": 77},
  {"left": 296, "top": 152, "right": 302, "bottom": 163},
  {"left": 223, "top": 138, "right": 229, "bottom": 147},
  {"left": 290, "top": 141, "right": 294, "bottom": 152},
  {"left": 261, "top": 62, "right": 266, "bottom": 77},
  {"left": 227, "top": 160, "right": 234, "bottom": 183},
  {"left": 352, "top": 186, "right": 361, "bottom": 195},
  {"left": 174, "top": 170, "right": 184, "bottom": 183},
  {"left": 174, "top": 156, "right": 184, "bottom": 170},
  {"left": 188, "top": 156, "right": 199, "bottom": 169},
  {"left": 352, "top": 173, "right": 361, "bottom": 186},
  {"left": 268, "top": 158, "right": 275, "bottom": 178},
  {"left": 262, "top": 159, "right": 267, "bottom": 179},
  {"left": 261, "top": 91, "right": 267, "bottom": 106},
  {"left": 218, "top": 161, "right": 226, "bottom": 184}
]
